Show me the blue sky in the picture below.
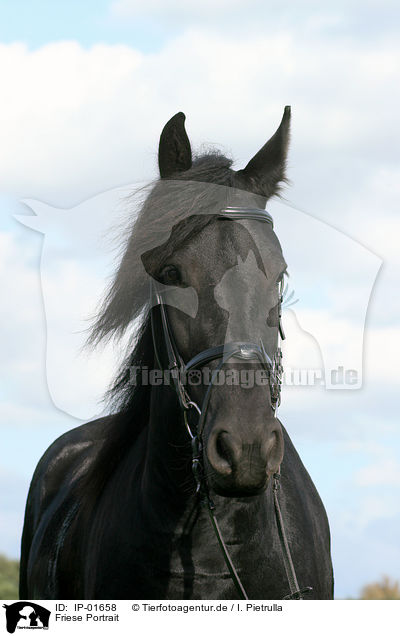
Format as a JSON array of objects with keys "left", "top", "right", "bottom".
[
  {"left": 0, "top": 1, "right": 154, "bottom": 50},
  {"left": 1, "top": 1, "right": 399, "bottom": 52},
  {"left": 1, "top": 0, "right": 400, "bottom": 601}
]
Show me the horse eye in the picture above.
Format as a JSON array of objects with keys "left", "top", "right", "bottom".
[{"left": 160, "top": 265, "right": 181, "bottom": 285}]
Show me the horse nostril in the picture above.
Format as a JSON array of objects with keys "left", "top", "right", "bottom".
[
  {"left": 207, "top": 430, "right": 240, "bottom": 476},
  {"left": 265, "top": 426, "right": 284, "bottom": 474},
  {"left": 264, "top": 429, "right": 278, "bottom": 458},
  {"left": 216, "top": 432, "right": 231, "bottom": 462}
]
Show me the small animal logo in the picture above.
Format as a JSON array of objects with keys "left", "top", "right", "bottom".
[{"left": 2, "top": 602, "right": 50, "bottom": 634}]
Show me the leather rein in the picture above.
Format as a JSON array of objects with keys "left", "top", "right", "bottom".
[{"left": 149, "top": 207, "right": 312, "bottom": 600}]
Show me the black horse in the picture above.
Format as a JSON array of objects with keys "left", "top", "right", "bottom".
[{"left": 20, "top": 109, "right": 334, "bottom": 600}]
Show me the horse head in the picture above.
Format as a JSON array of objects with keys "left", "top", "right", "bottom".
[{"left": 139, "top": 109, "right": 290, "bottom": 497}]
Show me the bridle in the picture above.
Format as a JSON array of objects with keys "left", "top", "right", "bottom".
[{"left": 149, "top": 206, "right": 312, "bottom": 600}]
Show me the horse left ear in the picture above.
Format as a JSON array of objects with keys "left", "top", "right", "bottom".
[
  {"left": 236, "top": 106, "right": 291, "bottom": 199},
  {"left": 158, "top": 112, "right": 193, "bottom": 177}
]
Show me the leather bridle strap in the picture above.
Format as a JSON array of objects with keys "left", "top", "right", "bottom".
[
  {"left": 207, "top": 505, "right": 249, "bottom": 600},
  {"left": 273, "top": 472, "right": 313, "bottom": 600},
  {"left": 151, "top": 280, "right": 191, "bottom": 411}
]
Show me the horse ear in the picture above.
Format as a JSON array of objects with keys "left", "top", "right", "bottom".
[
  {"left": 158, "top": 112, "right": 192, "bottom": 178},
  {"left": 236, "top": 106, "right": 291, "bottom": 199}
]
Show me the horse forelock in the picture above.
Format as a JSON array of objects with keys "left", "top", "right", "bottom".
[{"left": 88, "top": 152, "right": 235, "bottom": 345}]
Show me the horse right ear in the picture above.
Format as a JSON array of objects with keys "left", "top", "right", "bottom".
[
  {"left": 158, "top": 112, "right": 192, "bottom": 178},
  {"left": 236, "top": 106, "right": 291, "bottom": 199}
]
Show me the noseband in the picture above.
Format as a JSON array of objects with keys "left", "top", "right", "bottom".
[{"left": 149, "top": 207, "right": 311, "bottom": 600}]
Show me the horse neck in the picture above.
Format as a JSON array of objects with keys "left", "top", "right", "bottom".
[
  {"left": 140, "top": 378, "right": 273, "bottom": 547},
  {"left": 141, "top": 380, "right": 194, "bottom": 505}
]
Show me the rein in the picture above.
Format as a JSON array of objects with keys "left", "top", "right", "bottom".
[{"left": 149, "top": 207, "right": 312, "bottom": 600}]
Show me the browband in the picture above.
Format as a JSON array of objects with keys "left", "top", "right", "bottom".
[{"left": 219, "top": 206, "right": 273, "bottom": 227}]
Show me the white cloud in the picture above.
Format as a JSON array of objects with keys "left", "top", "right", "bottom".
[
  {"left": 356, "top": 458, "right": 400, "bottom": 488},
  {"left": 0, "top": 42, "right": 145, "bottom": 201},
  {"left": 109, "top": 0, "right": 400, "bottom": 40},
  {"left": 0, "top": 30, "right": 399, "bottom": 208}
]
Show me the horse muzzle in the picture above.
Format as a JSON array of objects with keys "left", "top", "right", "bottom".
[{"left": 205, "top": 417, "right": 284, "bottom": 496}]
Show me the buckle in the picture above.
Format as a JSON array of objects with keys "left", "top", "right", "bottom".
[{"left": 283, "top": 586, "right": 313, "bottom": 600}]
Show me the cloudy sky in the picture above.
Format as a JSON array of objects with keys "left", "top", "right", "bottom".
[{"left": 1, "top": 0, "right": 399, "bottom": 599}]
